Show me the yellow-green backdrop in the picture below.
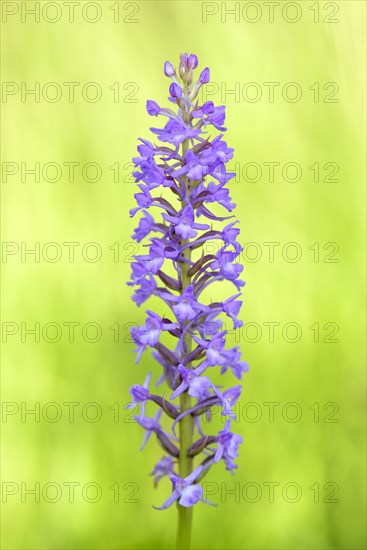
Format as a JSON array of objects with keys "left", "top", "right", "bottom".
[{"left": 1, "top": 1, "right": 366, "bottom": 548}]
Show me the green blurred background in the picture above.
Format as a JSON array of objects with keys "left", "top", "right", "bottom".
[{"left": 1, "top": 1, "right": 366, "bottom": 548}]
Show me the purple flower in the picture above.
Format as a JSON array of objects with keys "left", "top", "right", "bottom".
[
  {"left": 133, "top": 312, "right": 161, "bottom": 346},
  {"left": 134, "top": 239, "right": 166, "bottom": 274},
  {"left": 213, "top": 385, "right": 242, "bottom": 419},
  {"left": 131, "top": 276, "right": 157, "bottom": 307},
  {"left": 215, "top": 420, "right": 242, "bottom": 462},
  {"left": 220, "top": 347, "right": 249, "bottom": 379},
  {"left": 172, "top": 286, "right": 199, "bottom": 321},
  {"left": 211, "top": 249, "right": 243, "bottom": 281},
  {"left": 222, "top": 221, "right": 241, "bottom": 245},
  {"left": 133, "top": 162, "right": 166, "bottom": 190},
  {"left": 129, "top": 190, "right": 152, "bottom": 217},
  {"left": 222, "top": 293, "right": 243, "bottom": 328},
  {"left": 132, "top": 211, "right": 158, "bottom": 242},
  {"left": 204, "top": 181, "right": 235, "bottom": 210},
  {"left": 146, "top": 100, "right": 161, "bottom": 116},
  {"left": 213, "top": 420, "right": 243, "bottom": 474},
  {"left": 154, "top": 465, "right": 213, "bottom": 510},
  {"left": 128, "top": 372, "right": 152, "bottom": 419},
  {"left": 193, "top": 332, "right": 230, "bottom": 367},
  {"left": 171, "top": 364, "right": 212, "bottom": 401},
  {"left": 163, "top": 205, "right": 209, "bottom": 239},
  {"left": 173, "top": 149, "right": 208, "bottom": 181},
  {"left": 133, "top": 138, "right": 156, "bottom": 162},
  {"left": 132, "top": 311, "right": 177, "bottom": 362},
  {"left": 203, "top": 135, "right": 234, "bottom": 164},
  {"left": 192, "top": 101, "right": 226, "bottom": 131},
  {"left": 163, "top": 285, "right": 209, "bottom": 322}
]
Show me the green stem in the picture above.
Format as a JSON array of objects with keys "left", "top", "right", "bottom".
[
  {"left": 176, "top": 252, "right": 193, "bottom": 550},
  {"left": 176, "top": 395, "right": 193, "bottom": 549},
  {"left": 176, "top": 95, "right": 194, "bottom": 550}
]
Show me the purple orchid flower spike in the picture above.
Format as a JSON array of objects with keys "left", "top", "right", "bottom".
[{"left": 127, "top": 53, "right": 249, "bottom": 549}]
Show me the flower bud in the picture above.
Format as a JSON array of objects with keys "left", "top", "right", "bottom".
[
  {"left": 164, "top": 61, "right": 175, "bottom": 77},
  {"left": 179, "top": 53, "right": 188, "bottom": 78},
  {"left": 188, "top": 436, "right": 218, "bottom": 457},
  {"left": 156, "top": 431, "right": 179, "bottom": 457},
  {"left": 130, "top": 384, "right": 149, "bottom": 402},
  {"left": 188, "top": 54, "right": 198, "bottom": 69},
  {"left": 169, "top": 83, "right": 182, "bottom": 99},
  {"left": 150, "top": 395, "right": 179, "bottom": 419},
  {"left": 199, "top": 67, "right": 210, "bottom": 84}
]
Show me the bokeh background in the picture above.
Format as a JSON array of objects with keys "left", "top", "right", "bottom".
[{"left": 1, "top": 1, "right": 366, "bottom": 548}]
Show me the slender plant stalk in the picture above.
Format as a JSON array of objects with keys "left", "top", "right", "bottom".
[{"left": 176, "top": 119, "right": 194, "bottom": 549}]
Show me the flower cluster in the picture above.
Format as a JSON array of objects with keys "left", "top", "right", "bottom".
[{"left": 128, "top": 53, "right": 248, "bottom": 511}]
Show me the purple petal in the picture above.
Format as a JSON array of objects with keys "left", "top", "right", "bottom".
[
  {"left": 179, "top": 485, "right": 203, "bottom": 507},
  {"left": 153, "top": 489, "right": 180, "bottom": 510}
]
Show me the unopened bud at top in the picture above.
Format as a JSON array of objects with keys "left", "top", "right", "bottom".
[
  {"left": 199, "top": 67, "right": 210, "bottom": 84},
  {"left": 164, "top": 61, "right": 175, "bottom": 77},
  {"left": 179, "top": 53, "right": 189, "bottom": 78},
  {"left": 188, "top": 54, "right": 198, "bottom": 69}
]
